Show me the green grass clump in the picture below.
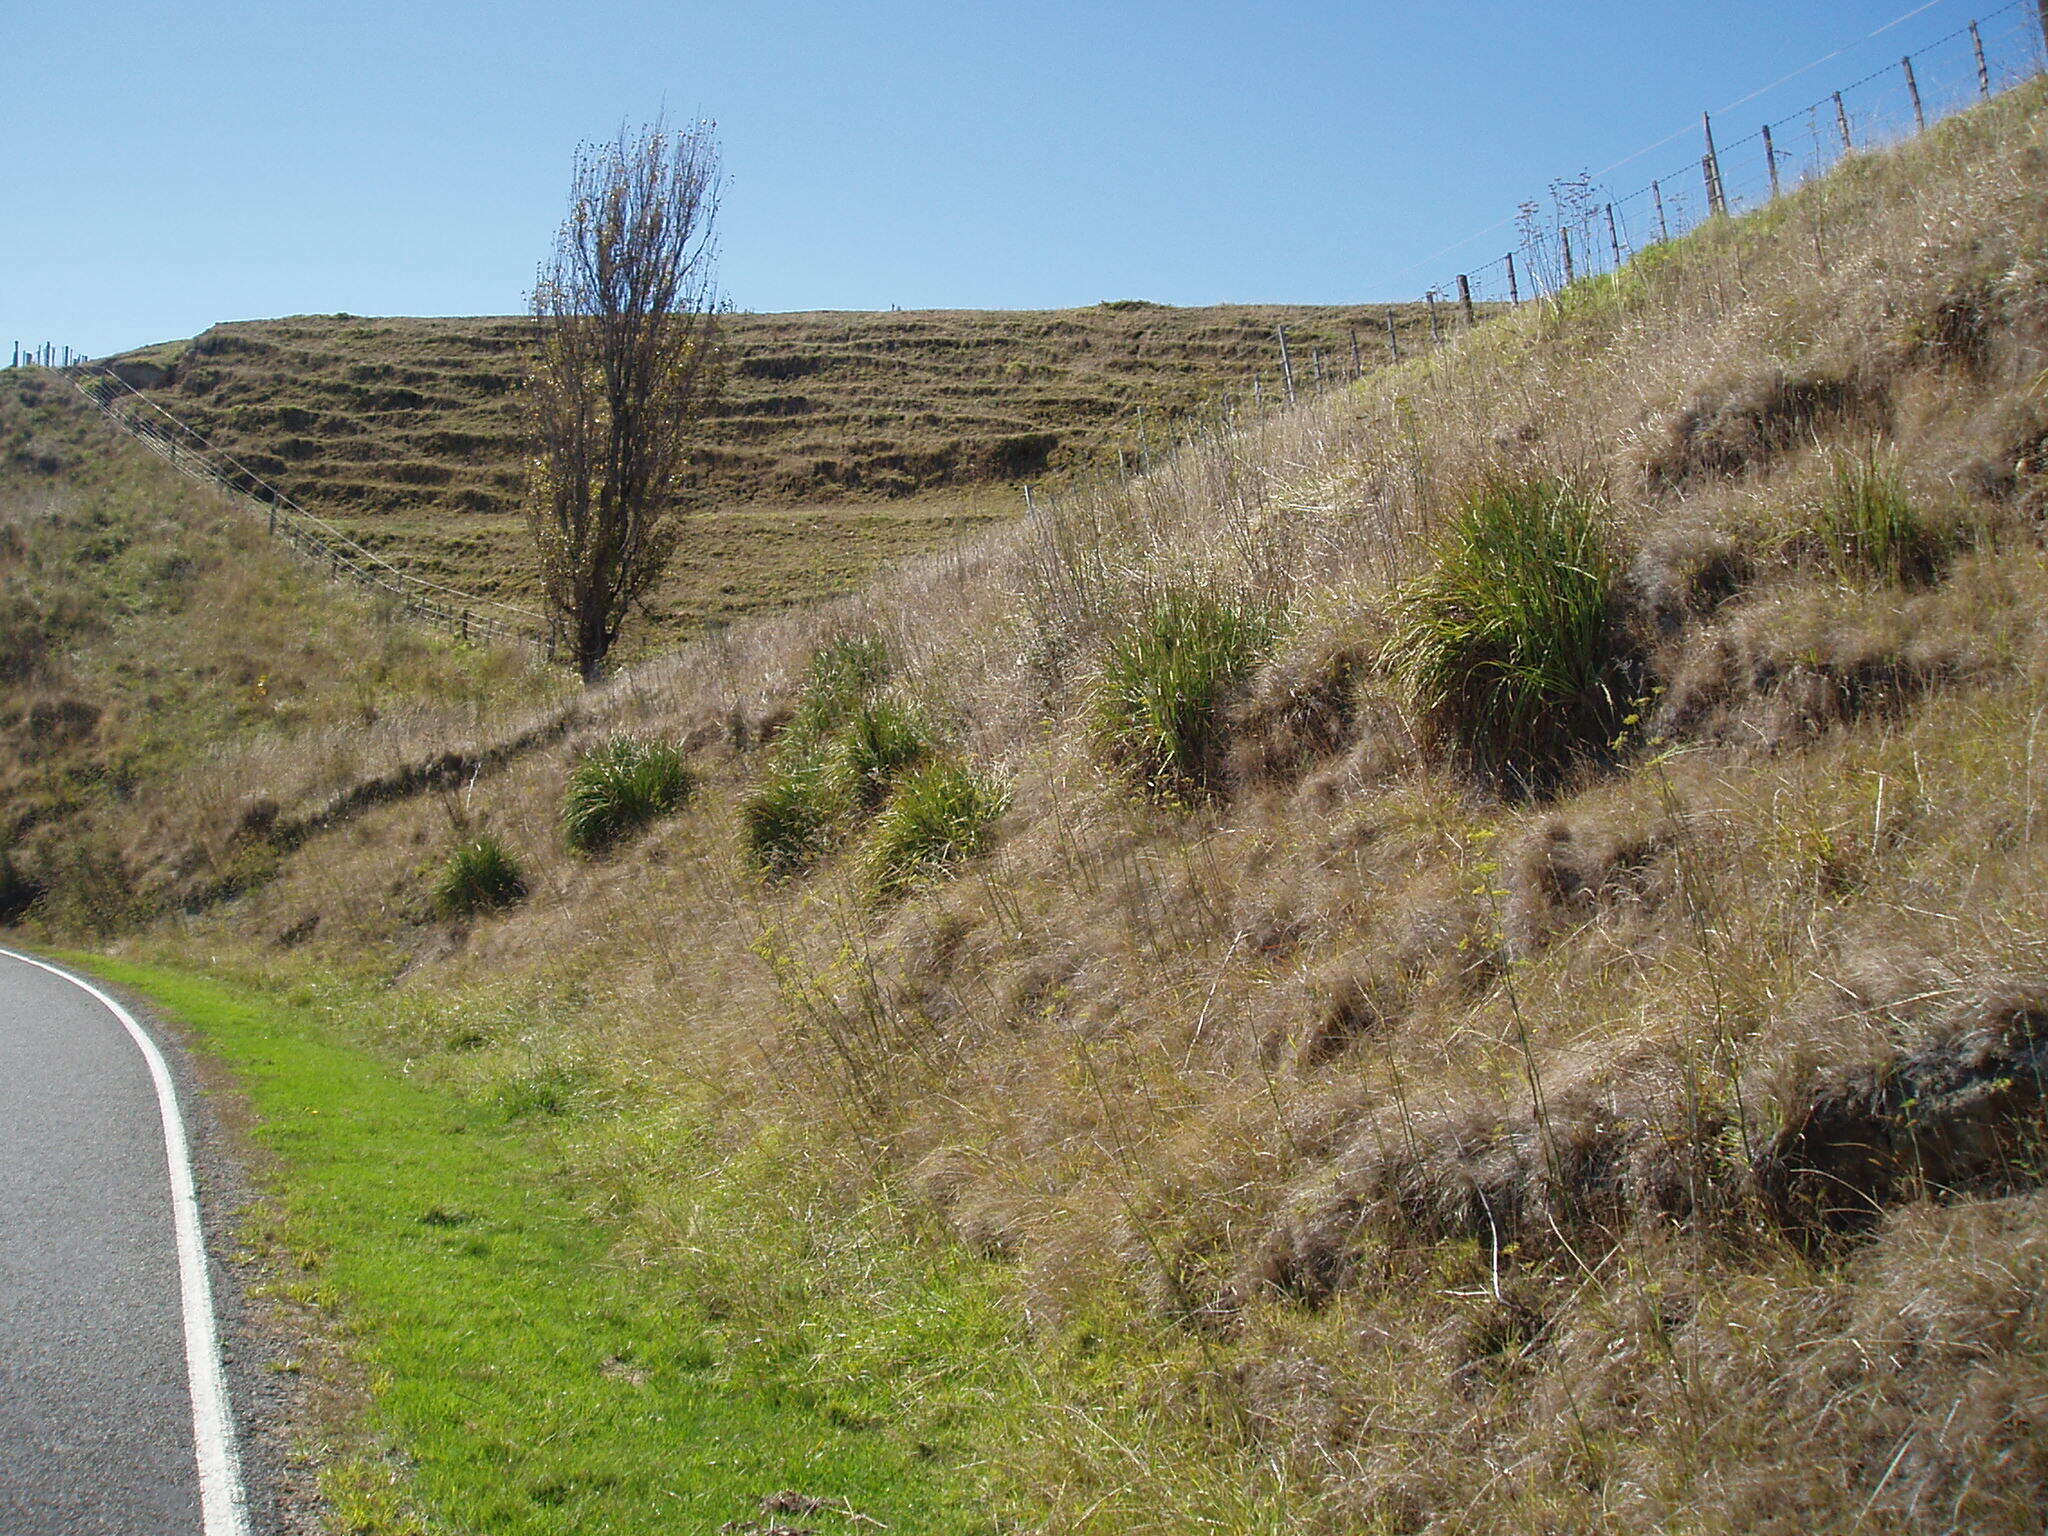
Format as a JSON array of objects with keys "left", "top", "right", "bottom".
[
  {"left": 1811, "top": 450, "right": 1946, "bottom": 584},
  {"left": 827, "top": 695, "right": 936, "bottom": 815},
  {"left": 794, "top": 633, "right": 893, "bottom": 731},
  {"left": 741, "top": 754, "right": 843, "bottom": 876},
  {"left": 1384, "top": 475, "right": 1622, "bottom": 793},
  {"left": 743, "top": 638, "right": 959, "bottom": 877},
  {"left": 562, "top": 734, "right": 694, "bottom": 853},
  {"left": 743, "top": 638, "right": 891, "bottom": 875},
  {"left": 1088, "top": 586, "right": 1277, "bottom": 799},
  {"left": 861, "top": 756, "right": 1010, "bottom": 901},
  {"left": 433, "top": 834, "right": 527, "bottom": 918}
]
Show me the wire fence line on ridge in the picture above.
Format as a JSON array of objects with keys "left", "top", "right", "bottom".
[
  {"left": 55, "top": 365, "right": 555, "bottom": 659},
  {"left": 1025, "top": 0, "right": 2048, "bottom": 498},
  {"left": 1415, "top": 0, "right": 2046, "bottom": 317}
]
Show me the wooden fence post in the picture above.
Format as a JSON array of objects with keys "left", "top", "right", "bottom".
[
  {"left": 1561, "top": 227, "right": 1575, "bottom": 284},
  {"left": 1425, "top": 292, "right": 1442, "bottom": 346},
  {"left": 1702, "top": 112, "right": 1727, "bottom": 215},
  {"left": 2039, "top": 0, "right": 2048, "bottom": 59},
  {"left": 1903, "top": 56, "right": 1925, "bottom": 132},
  {"left": 1653, "top": 181, "right": 1669, "bottom": 242},
  {"left": 1457, "top": 274, "right": 1475, "bottom": 326},
  {"left": 1835, "top": 91, "right": 1853, "bottom": 151},
  {"left": 1348, "top": 326, "right": 1362, "bottom": 378},
  {"left": 1973, "top": 20, "right": 1991, "bottom": 98},
  {"left": 1605, "top": 203, "right": 1622, "bottom": 267},
  {"left": 1763, "top": 124, "right": 1780, "bottom": 197},
  {"left": 1505, "top": 251, "right": 1520, "bottom": 303},
  {"left": 1384, "top": 310, "right": 1401, "bottom": 362},
  {"left": 1275, "top": 327, "right": 1296, "bottom": 403}
]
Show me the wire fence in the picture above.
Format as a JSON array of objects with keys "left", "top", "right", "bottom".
[
  {"left": 1417, "top": 1, "right": 2046, "bottom": 314},
  {"left": 1049, "top": 1, "right": 2048, "bottom": 464},
  {"left": 53, "top": 364, "right": 553, "bottom": 658},
  {"left": 1080, "top": 0, "right": 2048, "bottom": 479}
]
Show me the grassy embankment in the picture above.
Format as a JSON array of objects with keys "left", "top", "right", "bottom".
[
  {"left": 0, "top": 338, "right": 1294, "bottom": 1531},
  {"left": 12, "top": 75, "right": 2048, "bottom": 1534},
  {"left": 106, "top": 303, "right": 1441, "bottom": 646}
]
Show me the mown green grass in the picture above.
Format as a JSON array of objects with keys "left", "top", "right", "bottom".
[{"left": 69, "top": 955, "right": 1006, "bottom": 1536}]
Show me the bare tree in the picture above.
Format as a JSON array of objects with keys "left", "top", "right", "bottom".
[{"left": 526, "top": 119, "right": 723, "bottom": 680}]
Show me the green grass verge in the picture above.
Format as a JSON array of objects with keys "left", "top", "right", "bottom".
[{"left": 68, "top": 955, "right": 1002, "bottom": 1536}]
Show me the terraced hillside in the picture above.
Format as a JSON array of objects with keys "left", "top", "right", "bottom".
[{"left": 108, "top": 303, "right": 1442, "bottom": 642}]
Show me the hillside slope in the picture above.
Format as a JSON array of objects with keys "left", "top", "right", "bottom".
[
  {"left": 12, "top": 77, "right": 2048, "bottom": 1534},
  {"left": 107, "top": 303, "right": 1440, "bottom": 640},
  {"left": 0, "top": 372, "right": 564, "bottom": 931}
]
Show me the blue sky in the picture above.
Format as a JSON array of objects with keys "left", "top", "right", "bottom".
[{"left": 3, "top": 0, "right": 2030, "bottom": 357}]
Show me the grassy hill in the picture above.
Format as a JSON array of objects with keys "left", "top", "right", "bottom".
[
  {"left": 12, "top": 76, "right": 2048, "bottom": 1535},
  {"left": 107, "top": 302, "right": 1441, "bottom": 642}
]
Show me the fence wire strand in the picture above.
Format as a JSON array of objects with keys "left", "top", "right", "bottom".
[{"left": 56, "top": 366, "right": 553, "bottom": 658}]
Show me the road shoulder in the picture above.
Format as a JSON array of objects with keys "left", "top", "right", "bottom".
[{"left": 40, "top": 949, "right": 331, "bottom": 1536}]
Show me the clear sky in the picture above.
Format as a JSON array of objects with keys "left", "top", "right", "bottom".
[{"left": 3, "top": 0, "right": 2030, "bottom": 358}]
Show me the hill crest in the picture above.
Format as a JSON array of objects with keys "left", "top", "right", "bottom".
[{"left": 106, "top": 301, "right": 1444, "bottom": 641}]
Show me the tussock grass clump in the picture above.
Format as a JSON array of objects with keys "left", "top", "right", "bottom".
[
  {"left": 791, "top": 634, "right": 892, "bottom": 738},
  {"left": 1089, "top": 587, "right": 1278, "bottom": 800},
  {"left": 741, "top": 754, "right": 841, "bottom": 876},
  {"left": 743, "top": 637, "right": 945, "bottom": 877},
  {"left": 861, "top": 756, "right": 1010, "bottom": 901},
  {"left": 1647, "top": 366, "right": 1878, "bottom": 490},
  {"left": 1810, "top": 449, "right": 1949, "bottom": 584},
  {"left": 1385, "top": 475, "right": 1624, "bottom": 792},
  {"left": 562, "top": 734, "right": 693, "bottom": 853},
  {"left": 432, "top": 834, "right": 526, "bottom": 918},
  {"left": 826, "top": 694, "right": 936, "bottom": 815}
]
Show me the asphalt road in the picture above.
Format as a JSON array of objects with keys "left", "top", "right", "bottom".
[{"left": 0, "top": 950, "right": 248, "bottom": 1534}]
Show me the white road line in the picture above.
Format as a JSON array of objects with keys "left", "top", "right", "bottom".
[{"left": 0, "top": 947, "right": 251, "bottom": 1536}]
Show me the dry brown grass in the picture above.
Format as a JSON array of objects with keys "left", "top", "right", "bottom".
[{"left": 14, "top": 76, "right": 2048, "bottom": 1532}]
